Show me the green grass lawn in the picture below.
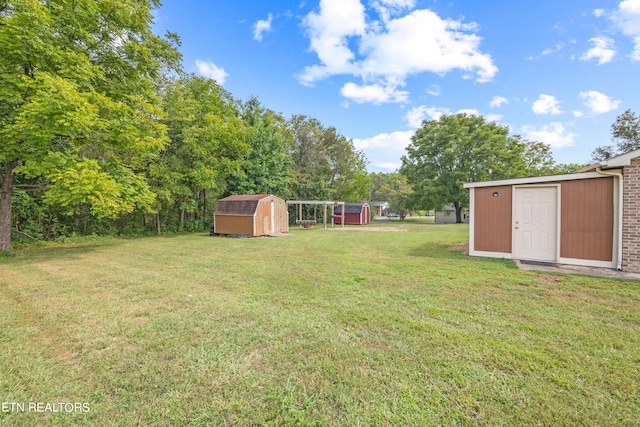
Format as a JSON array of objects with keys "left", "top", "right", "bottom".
[{"left": 1, "top": 223, "right": 639, "bottom": 426}]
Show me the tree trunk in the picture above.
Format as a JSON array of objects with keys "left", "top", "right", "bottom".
[
  {"left": 202, "top": 189, "right": 207, "bottom": 223},
  {"left": 0, "top": 160, "right": 18, "bottom": 251},
  {"left": 156, "top": 213, "right": 161, "bottom": 235},
  {"left": 455, "top": 203, "right": 462, "bottom": 224}
]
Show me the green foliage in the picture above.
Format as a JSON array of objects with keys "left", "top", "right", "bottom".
[
  {"left": 0, "top": 2, "right": 373, "bottom": 243},
  {"left": 288, "top": 115, "right": 370, "bottom": 202},
  {"left": 401, "top": 113, "right": 562, "bottom": 222},
  {"left": 369, "top": 172, "right": 412, "bottom": 219},
  {"left": 152, "top": 74, "right": 250, "bottom": 230},
  {"left": 0, "top": 0, "right": 181, "bottom": 249},
  {"left": 225, "top": 97, "right": 293, "bottom": 197},
  {"left": 591, "top": 109, "right": 640, "bottom": 161}
]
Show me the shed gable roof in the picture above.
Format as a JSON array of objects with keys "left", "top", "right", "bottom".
[
  {"left": 214, "top": 194, "right": 272, "bottom": 216},
  {"left": 579, "top": 147, "right": 640, "bottom": 172},
  {"left": 334, "top": 203, "right": 368, "bottom": 214}
]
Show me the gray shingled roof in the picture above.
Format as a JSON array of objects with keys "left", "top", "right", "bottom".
[
  {"left": 214, "top": 194, "right": 271, "bottom": 215},
  {"left": 333, "top": 203, "right": 368, "bottom": 214}
]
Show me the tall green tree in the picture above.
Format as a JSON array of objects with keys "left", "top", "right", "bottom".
[
  {"left": 288, "top": 115, "right": 369, "bottom": 202},
  {"left": 225, "top": 97, "right": 292, "bottom": 198},
  {"left": 369, "top": 172, "right": 412, "bottom": 220},
  {"left": 323, "top": 126, "right": 370, "bottom": 202},
  {"left": 591, "top": 109, "right": 640, "bottom": 162},
  {"left": 288, "top": 115, "right": 332, "bottom": 201},
  {"left": 152, "top": 75, "right": 250, "bottom": 232},
  {"left": 0, "top": 0, "right": 180, "bottom": 250},
  {"left": 401, "top": 114, "right": 548, "bottom": 223}
]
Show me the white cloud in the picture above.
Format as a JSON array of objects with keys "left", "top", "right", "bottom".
[
  {"left": 490, "top": 96, "right": 508, "bottom": 108},
  {"left": 633, "top": 36, "right": 640, "bottom": 60},
  {"left": 532, "top": 94, "right": 563, "bottom": 115},
  {"left": 456, "top": 108, "right": 481, "bottom": 116},
  {"left": 352, "top": 130, "right": 414, "bottom": 171},
  {"left": 580, "top": 37, "right": 616, "bottom": 64},
  {"left": 573, "top": 110, "right": 585, "bottom": 117},
  {"left": 526, "top": 42, "right": 566, "bottom": 60},
  {"left": 341, "top": 82, "right": 409, "bottom": 104},
  {"left": 195, "top": 60, "right": 228, "bottom": 84},
  {"left": 404, "top": 105, "right": 495, "bottom": 127},
  {"left": 522, "top": 123, "right": 578, "bottom": 148},
  {"left": 614, "top": 0, "right": 640, "bottom": 34},
  {"left": 579, "top": 90, "right": 621, "bottom": 114},
  {"left": 358, "top": 10, "right": 497, "bottom": 82},
  {"left": 371, "top": 0, "right": 416, "bottom": 22},
  {"left": 613, "top": 0, "right": 640, "bottom": 60},
  {"left": 299, "top": 1, "right": 497, "bottom": 103},
  {"left": 427, "top": 84, "right": 441, "bottom": 96},
  {"left": 542, "top": 42, "right": 565, "bottom": 56},
  {"left": 253, "top": 13, "right": 273, "bottom": 41},
  {"left": 593, "top": 8, "right": 606, "bottom": 18},
  {"left": 405, "top": 106, "right": 429, "bottom": 128},
  {"left": 404, "top": 106, "right": 453, "bottom": 126},
  {"left": 299, "top": 0, "right": 366, "bottom": 86}
]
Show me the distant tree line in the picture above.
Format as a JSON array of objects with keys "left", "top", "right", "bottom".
[{"left": 3, "top": 1, "right": 634, "bottom": 247}]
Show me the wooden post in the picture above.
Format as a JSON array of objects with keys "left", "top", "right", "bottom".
[
  {"left": 341, "top": 203, "right": 345, "bottom": 228},
  {"left": 323, "top": 202, "right": 327, "bottom": 229},
  {"left": 332, "top": 202, "right": 336, "bottom": 227}
]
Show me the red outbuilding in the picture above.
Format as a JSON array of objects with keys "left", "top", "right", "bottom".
[{"left": 333, "top": 203, "right": 370, "bottom": 225}]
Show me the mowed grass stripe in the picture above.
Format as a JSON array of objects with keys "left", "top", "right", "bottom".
[{"left": 1, "top": 224, "right": 639, "bottom": 426}]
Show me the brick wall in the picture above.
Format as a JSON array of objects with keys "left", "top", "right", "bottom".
[{"left": 623, "top": 158, "right": 640, "bottom": 272}]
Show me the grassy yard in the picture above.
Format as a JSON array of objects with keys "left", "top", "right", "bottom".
[{"left": 1, "top": 223, "right": 639, "bottom": 426}]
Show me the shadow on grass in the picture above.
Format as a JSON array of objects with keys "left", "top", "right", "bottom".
[{"left": 4, "top": 239, "right": 123, "bottom": 263}]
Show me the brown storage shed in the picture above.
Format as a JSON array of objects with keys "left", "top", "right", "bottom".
[
  {"left": 463, "top": 148, "right": 640, "bottom": 272},
  {"left": 213, "top": 194, "right": 289, "bottom": 237}
]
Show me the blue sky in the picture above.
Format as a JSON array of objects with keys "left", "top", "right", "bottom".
[{"left": 153, "top": 0, "right": 640, "bottom": 172}]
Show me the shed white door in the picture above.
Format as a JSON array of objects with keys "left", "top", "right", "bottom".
[{"left": 513, "top": 187, "right": 558, "bottom": 262}]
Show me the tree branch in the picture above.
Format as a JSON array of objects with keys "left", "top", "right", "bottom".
[{"left": 12, "top": 228, "right": 39, "bottom": 240}]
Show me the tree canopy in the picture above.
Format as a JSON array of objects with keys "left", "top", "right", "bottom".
[
  {"left": 288, "top": 115, "right": 369, "bottom": 202},
  {"left": 0, "top": 0, "right": 180, "bottom": 250},
  {"left": 369, "top": 172, "right": 412, "bottom": 220},
  {"left": 591, "top": 109, "right": 640, "bottom": 162},
  {"left": 225, "top": 97, "right": 293, "bottom": 198},
  {"left": 400, "top": 113, "right": 564, "bottom": 223},
  {"left": 152, "top": 74, "right": 250, "bottom": 231}
]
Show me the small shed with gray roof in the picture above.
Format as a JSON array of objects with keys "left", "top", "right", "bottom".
[{"left": 213, "top": 194, "right": 288, "bottom": 237}]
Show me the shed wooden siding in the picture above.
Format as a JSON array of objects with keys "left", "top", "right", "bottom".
[
  {"left": 560, "top": 177, "right": 614, "bottom": 261},
  {"left": 271, "top": 198, "right": 289, "bottom": 233},
  {"left": 214, "top": 194, "right": 288, "bottom": 236},
  {"left": 473, "top": 185, "right": 512, "bottom": 253},
  {"left": 254, "top": 197, "right": 289, "bottom": 235},
  {"left": 214, "top": 215, "right": 254, "bottom": 235}
]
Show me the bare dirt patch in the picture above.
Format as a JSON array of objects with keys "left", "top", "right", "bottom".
[
  {"left": 329, "top": 226, "right": 409, "bottom": 232},
  {"left": 538, "top": 274, "right": 562, "bottom": 285},
  {"left": 448, "top": 243, "right": 469, "bottom": 254}
]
